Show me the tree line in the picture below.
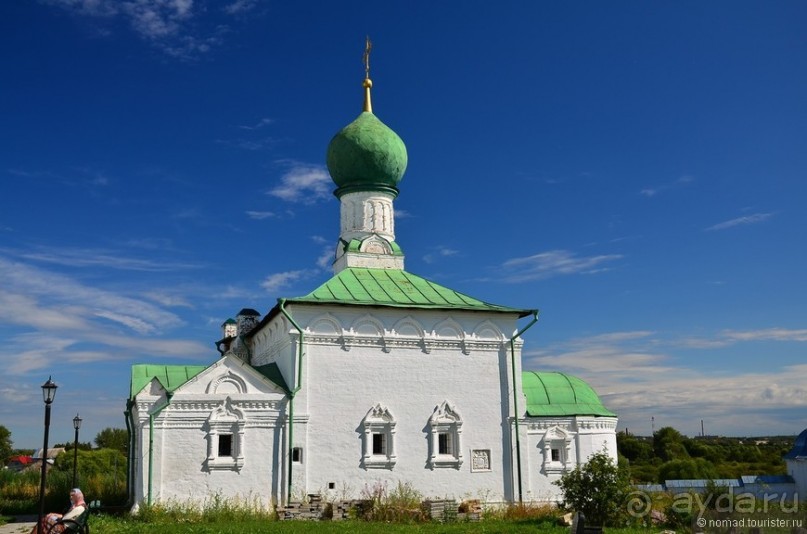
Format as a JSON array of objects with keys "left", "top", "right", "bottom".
[
  {"left": 1, "top": 425, "right": 128, "bottom": 462},
  {"left": 618, "top": 426, "right": 793, "bottom": 483}
]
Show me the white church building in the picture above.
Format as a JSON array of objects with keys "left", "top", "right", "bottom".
[{"left": 125, "top": 66, "right": 617, "bottom": 510}]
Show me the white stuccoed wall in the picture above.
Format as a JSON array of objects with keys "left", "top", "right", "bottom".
[
  {"left": 522, "top": 416, "right": 618, "bottom": 501},
  {"left": 251, "top": 302, "right": 525, "bottom": 502},
  {"left": 131, "top": 356, "right": 288, "bottom": 509},
  {"left": 787, "top": 459, "right": 807, "bottom": 500},
  {"left": 130, "top": 304, "right": 618, "bottom": 508}
]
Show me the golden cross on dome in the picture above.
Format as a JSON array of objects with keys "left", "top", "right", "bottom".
[
  {"left": 363, "top": 36, "right": 372, "bottom": 80},
  {"left": 362, "top": 36, "right": 373, "bottom": 113}
]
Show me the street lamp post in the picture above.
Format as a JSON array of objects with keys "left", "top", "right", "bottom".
[
  {"left": 72, "top": 413, "right": 82, "bottom": 488},
  {"left": 37, "top": 377, "right": 58, "bottom": 534}
]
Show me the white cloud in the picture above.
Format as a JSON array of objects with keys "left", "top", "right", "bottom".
[
  {"left": 501, "top": 249, "right": 622, "bottom": 282},
  {"left": 238, "top": 117, "right": 273, "bottom": 130},
  {"left": 523, "top": 328, "right": 807, "bottom": 436},
  {"left": 246, "top": 210, "right": 275, "bottom": 220},
  {"left": 4, "top": 246, "right": 200, "bottom": 272},
  {"left": 46, "top": 0, "right": 254, "bottom": 58},
  {"left": 316, "top": 247, "right": 333, "bottom": 270},
  {"left": 260, "top": 270, "right": 312, "bottom": 292},
  {"left": 423, "top": 246, "right": 459, "bottom": 264},
  {"left": 268, "top": 164, "right": 332, "bottom": 204},
  {"left": 216, "top": 137, "right": 280, "bottom": 151},
  {"left": 679, "top": 328, "right": 807, "bottom": 348},
  {"left": 640, "top": 174, "right": 694, "bottom": 197},
  {"left": 224, "top": 0, "right": 258, "bottom": 15},
  {"left": 0, "top": 256, "right": 183, "bottom": 334},
  {"left": 705, "top": 212, "right": 774, "bottom": 231}
]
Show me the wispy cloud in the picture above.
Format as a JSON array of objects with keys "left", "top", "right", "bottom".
[
  {"left": 268, "top": 164, "right": 332, "bottom": 204},
  {"left": 705, "top": 212, "right": 773, "bottom": 231},
  {"left": 260, "top": 269, "right": 314, "bottom": 292},
  {"left": 500, "top": 249, "right": 622, "bottom": 282},
  {"left": 316, "top": 248, "right": 333, "bottom": 270},
  {"left": 238, "top": 117, "right": 273, "bottom": 130},
  {"left": 143, "top": 291, "right": 194, "bottom": 308},
  {"left": 524, "top": 327, "right": 807, "bottom": 436},
  {"left": 423, "top": 246, "right": 459, "bottom": 264},
  {"left": 223, "top": 0, "right": 259, "bottom": 15},
  {"left": 3, "top": 246, "right": 200, "bottom": 272},
  {"left": 246, "top": 210, "right": 276, "bottom": 220},
  {"left": 641, "top": 175, "right": 694, "bottom": 197},
  {"left": 681, "top": 328, "right": 807, "bottom": 348},
  {"left": 0, "top": 254, "right": 210, "bottom": 378},
  {"left": 216, "top": 137, "right": 281, "bottom": 151},
  {"left": 0, "top": 256, "right": 184, "bottom": 333},
  {"left": 45, "top": 0, "right": 258, "bottom": 58}
]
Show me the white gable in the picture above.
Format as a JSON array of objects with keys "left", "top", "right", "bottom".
[{"left": 171, "top": 355, "right": 287, "bottom": 398}]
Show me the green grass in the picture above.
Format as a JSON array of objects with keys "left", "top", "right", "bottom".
[{"left": 88, "top": 515, "right": 665, "bottom": 534}]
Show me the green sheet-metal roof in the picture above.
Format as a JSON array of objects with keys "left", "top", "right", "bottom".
[
  {"left": 289, "top": 267, "right": 533, "bottom": 316},
  {"left": 522, "top": 371, "right": 616, "bottom": 417},
  {"left": 129, "top": 364, "right": 208, "bottom": 399},
  {"left": 253, "top": 362, "right": 290, "bottom": 394}
]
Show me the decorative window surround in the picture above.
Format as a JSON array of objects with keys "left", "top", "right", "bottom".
[
  {"left": 361, "top": 404, "right": 396, "bottom": 469},
  {"left": 541, "top": 426, "right": 573, "bottom": 475},
  {"left": 428, "top": 401, "right": 463, "bottom": 469},
  {"left": 206, "top": 397, "right": 246, "bottom": 471}
]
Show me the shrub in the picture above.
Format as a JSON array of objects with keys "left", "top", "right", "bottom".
[
  {"left": 555, "top": 449, "right": 631, "bottom": 527},
  {"left": 360, "top": 480, "right": 425, "bottom": 522},
  {"left": 488, "top": 502, "right": 561, "bottom": 524}
]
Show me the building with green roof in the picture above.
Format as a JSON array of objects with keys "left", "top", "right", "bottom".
[{"left": 127, "top": 46, "right": 616, "bottom": 511}]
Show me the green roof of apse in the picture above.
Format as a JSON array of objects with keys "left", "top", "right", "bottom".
[
  {"left": 290, "top": 267, "right": 532, "bottom": 316},
  {"left": 522, "top": 371, "right": 616, "bottom": 417},
  {"left": 253, "top": 362, "right": 290, "bottom": 394},
  {"left": 129, "top": 364, "right": 208, "bottom": 399}
]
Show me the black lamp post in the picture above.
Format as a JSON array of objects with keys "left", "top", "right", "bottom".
[
  {"left": 72, "top": 413, "right": 82, "bottom": 488},
  {"left": 37, "top": 376, "right": 58, "bottom": 534}
]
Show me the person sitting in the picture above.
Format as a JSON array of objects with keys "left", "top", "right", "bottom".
[{"left": 30, "top": 488, "right": 87, "bottom": 534}]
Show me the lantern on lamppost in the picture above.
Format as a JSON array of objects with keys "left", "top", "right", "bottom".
[
  {"left": 72, "top": 413, "right": 82, "bottom": 488},
  {"left": 37, "top": 377, "right": 58, "bottom": 534}
]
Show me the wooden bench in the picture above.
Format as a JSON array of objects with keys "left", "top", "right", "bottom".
[{"left": 46, "top": 507, "right": 90, "bottom": 534}]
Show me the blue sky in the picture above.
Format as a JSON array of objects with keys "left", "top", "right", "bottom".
[{"left": 1, "top": 1, "right": 805, "bottom": 449}]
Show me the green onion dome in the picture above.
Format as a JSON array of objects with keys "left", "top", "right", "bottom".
[{"left": 326, "top": 79, "right": 408, "bottom": 198}]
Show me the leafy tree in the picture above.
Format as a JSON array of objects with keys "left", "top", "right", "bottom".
[
  {"left": 618, "top": 432, "right": 653, "bottom": 463},
  {"left": 53, "top": 441, "right": 93, "bottom": 451},
  {"left": 94, "top": 428, "right": 128, "bottom": 453},
  {"left": 653, "top": 427, "right": 690, "bottom": 462},
  {"left": 52, "top": 447, "right": 126, "bottom": 483},
  {"left": 0, "top": 425, "right": 13, "bottom": 463},
  {"left": 555, "top": 450, "right": 631, "bottom": 527},
  {"left": 658, "top": 458, "right": 718, "bottom": 482}
]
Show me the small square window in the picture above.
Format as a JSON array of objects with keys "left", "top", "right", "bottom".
[
  {"left": 438, "top": 432, "right": 453, "bottom": 455},
  {"left": 218, "top": 434, "right": 233, "bottom": 457},
  {"left": 372, "top": 433, "right": 386, "bottom": 455},
  {"left": 551, "top": 448, "right": 560, "bottom": 462},
  {"left": 292, "top": 447, "right": 303, "bottom": 463}
]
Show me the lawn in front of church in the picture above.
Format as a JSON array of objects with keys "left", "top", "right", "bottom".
[{"left": 89, "top": 515, "right": 657, "bottom": 533}]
